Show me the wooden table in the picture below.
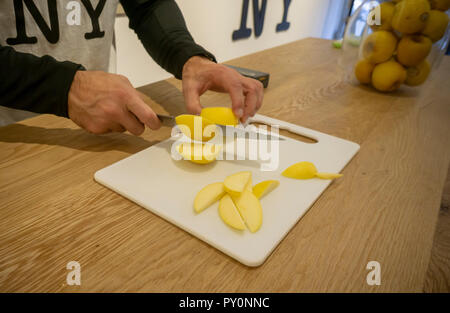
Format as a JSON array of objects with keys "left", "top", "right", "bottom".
[{"left": 1, "top": 38, "right": 449, "bottom": 292}]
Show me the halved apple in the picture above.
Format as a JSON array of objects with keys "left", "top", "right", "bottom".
[
  {"left": 233, "top": 189, "right": 263, "bottom": 233},
  {"left": 175, "top": 114, "right": 217, "bottom": 142},
  {"left": 201, "top": 107, "right": 239, "bottom": 126},
  {"left": 176, "top": 142, "right": 221, "bottom": 165},
  {"left": 252, "top": 180, "right": 280, "bottom": 199},
  {"left": 223, "top": 171, "right": 252, "bottom": 197},
  {"left": 193, "top": 182, "right": 226, "bottom": 213},
  {"left": 219, "top": 194, "right": 246, "bottom": 230}
]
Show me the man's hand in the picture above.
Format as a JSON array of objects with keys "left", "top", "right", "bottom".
[
  {"left": 182, "top": 56, "right": 264, "bottom": 123},
  {"left": 68, "top": 71, "right": 161, "bottom": 135}
]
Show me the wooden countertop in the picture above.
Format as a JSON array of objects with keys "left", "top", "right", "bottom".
[{"left": 1, "top": 38, "right": 449, "bottom": 292}]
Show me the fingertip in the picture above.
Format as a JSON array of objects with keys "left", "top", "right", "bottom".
[
  {"left": 148, "top": 113, "right": 162, "bottom": 130},
  {"left": 187, "top": 105, "right": 202, "bottom": 115},
  {"left": 234, "top": 108, "right": 244, "bottom": 118}
]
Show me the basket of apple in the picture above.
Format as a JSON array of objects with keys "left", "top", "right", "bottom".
[{"left": 342, "top": 0, "right": 449, "bottom": 92}]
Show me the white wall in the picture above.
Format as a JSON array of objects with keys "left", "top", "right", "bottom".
[{"left": 115, "top": 0, "right": 333, "bottom": 87}]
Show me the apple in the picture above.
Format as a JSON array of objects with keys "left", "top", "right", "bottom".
[
  {"left": 175, "top": 114, "right": 217, "bottom": 142},
  {"left": 315, "top": 172, "right": 344, "bottom": 179},
  {"left": 223, "top": 171, "right": 252, "bottom": 197},
  {"left": 176, "top": 142, "right": 221, "bottom": 165},
  {"left": 282, "top": 161, "right": 318, "bottom": 179},
  {"left": 218, "top": 194, "right": 246, "bottom": 230},
  {"left": 362, "top": 31, "right": 398, "bottom": 64},
  {"left": 193, "top": 182, "right": 226, "bottom": 213},
  {"left": 200, "top": 107, "right": 239, "bottom": 126},
  {"left": 355, "top": 59, "right": 376, "bottom": 85},
  {"left": 252, "top": 180, "right": 280, "bottom": 199},
  {"left": 233, "top": 189, "right": 263, "bottom": 233},
  {"left": 282, "top": 161, "right": 343, "bottom": 180}
]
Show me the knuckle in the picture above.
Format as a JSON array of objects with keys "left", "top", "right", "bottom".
[
  {"left": 247, "top": 83, "right": 257, "bottom": 93},
  {"left": 103, "top": 104, "right": 119, "bottom": 119},
  {"left": 255, "top": 81, "right": 264, "bottom": 91},
  {"left": 117, "top": 74, "right": 129, "bottom": 83},
  {"left": 215, "top": 64, "right": 229, "bottom": 75},
  {"left": 115, "top": 87, "right": 129, "bottom": 101},
  {"left": 142, "top": 111, "right": 156, "bottom": 125},
  {"left": 86, "top": 124, "right": 106, "bottom": 134},
  {"left": 230, "top": 79, "right": 243, "bottom": 90},
  {"left": 133, "top": 125, "right": 145, "bottom": 136}
]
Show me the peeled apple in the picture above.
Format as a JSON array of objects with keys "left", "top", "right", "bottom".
[
  {"left": 282, "top": 161, "right": 342, "bottom": 180},
  {"left": 201, "top": 107, "right": 239, "bottom": 126}
]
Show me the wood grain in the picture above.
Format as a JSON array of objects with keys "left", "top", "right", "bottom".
[
  {"left": 0, "top": 38, "right": 449, "bottom": 292},
  {"left": 423, "top": 166, "right": 450, "bottom": 293}
]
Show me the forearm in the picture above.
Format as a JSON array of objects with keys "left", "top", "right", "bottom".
[
  {"left": 120, "top": 0, "right": 216, "bottom": 79},
  {"left": 0, "top": 44, "right": 83, "bottom": 117}
]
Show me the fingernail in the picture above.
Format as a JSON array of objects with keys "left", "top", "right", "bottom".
[{"left": 235, "top": 109, "right": 243, "bottom": 117}]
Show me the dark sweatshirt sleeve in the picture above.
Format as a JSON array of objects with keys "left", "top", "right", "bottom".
[
  {"left": 120, "top": 0, "right": 217, "bottom": 79},
  {"left": 0, "top": 44, "right": 84, "bottom": 118}
]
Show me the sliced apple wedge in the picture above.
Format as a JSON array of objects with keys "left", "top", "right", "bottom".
[
  {"left": 315, "top": 172, "right": 343, "bottom": 179},
  {"left": 224, "top": 171, "right": 251, "bottom": 197},
  {"left": 176, "top": 142, "right": 221, "bottom": 165},
  {"left": 253, "top": 180, "right": 280, "bottom": 199},
  {"left": 219, "top": 194, "right": 246, "bottom": 231},
  {"left": 194, "top": 182, "right": 225, "bottom": 213},
  {"left": 233, "top": 189, "right": 263, "bottom": 233},
  {"left": 282, "top": 161, "right": 317, "bottom": 179},
  {"left": 282, "top": 161, "right": 342, "bottom": 180}
]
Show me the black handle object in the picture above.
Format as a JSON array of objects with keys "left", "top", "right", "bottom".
[{"left": 224, "top": 64, "right": 270, "bottom": 88}]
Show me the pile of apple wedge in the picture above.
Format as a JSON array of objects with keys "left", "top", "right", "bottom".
[{"left": 194, "top": 171, "right": 279, "bottom": 233}]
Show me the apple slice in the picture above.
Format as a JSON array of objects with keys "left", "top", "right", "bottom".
[
  {"left": 219, "top": 194, "right": 246, "bottom": 231},
  {"left": 282, "top": 161, "right": 342, "bottom": 180},
  {"left": 282, "top": 161, "right": 318, "bottom": 179},
  {"left": 194, "top": 182, "right": 225, "bottom": 213},
  {"left": 253, "top": 180, "right": 280, "bottom": 199},
  {"left": 224, "top": 171, "right": 251, "bottom": 197},
  {"left": 315, "top": 172, "right": 343, "bottom": 179},
  {"left": 176, "top": 142, "right": 221, "bottom": 165},
  {"left": 233, "top": 189, "right": 263, "bottom": 233}
]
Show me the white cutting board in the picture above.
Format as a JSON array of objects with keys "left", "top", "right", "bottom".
[{"left": 94, "top": 114, "right": 360, "bottom": 267}]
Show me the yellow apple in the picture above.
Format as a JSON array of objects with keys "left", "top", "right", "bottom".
[
  {"left": 429, "top": 0, "right": 450, "bottom": 11},
  {"left": 397, "top": 35, "right": 432, "bottom": 66},
  {"left": 371, "top": 2, "right": 396, "bottom": 31},
  {"left": 282, "top": 161, "right": 318, "bottom": 179},
  {"left": 315, "top": 173, "right": 344, "bottom": 179},
  {"left": 200, "top": 107, "right": 239, "bottom": 126},
  {"left": 175, "top": 114, "right": 216, "bottom": 142},
  {"left": 355, "top": 59, "right": 376, "bottom": 84},
  {"left": 194, "top": 182, "right": 226, "bottom": 213},
  {"left": 372, "top": 60, "right": 407, "bottom": 92},
  {"left": 422, "top": 10, "right": 449, "bottom": 42},
  {"left": 218, "top": 194, "right": 246, "bottom": 231},
  {"left": 223, "top": 171, "right": 251, "bottom": 197},
  {"left": 362, "top": 31, "right": 398, "bottom": 64},
  {"left": 392, "top": 0, "right": 431, "bottom": 34},
  {"left": 252, "top": 180, "right": 280, "bottom": 199},
  {"left": 405, "top": 60, "right": 431, "bottom": 86},
  {"left": 282, "top": 162, "right": 343, "bottom": 180},
  {"left": 176, "top": 142, "right": 221, "bottom": 164},
  {"left": 233, "top": 189, "right": 263, "bottom": 233}
]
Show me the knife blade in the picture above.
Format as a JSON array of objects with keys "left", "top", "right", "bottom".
[{"left": 157, "top": 114, "right": 285, "bottom": 141}]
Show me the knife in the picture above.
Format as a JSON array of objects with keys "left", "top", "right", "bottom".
[{"left": 157, "top": 114, "right": 285, "bottom": 141}]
